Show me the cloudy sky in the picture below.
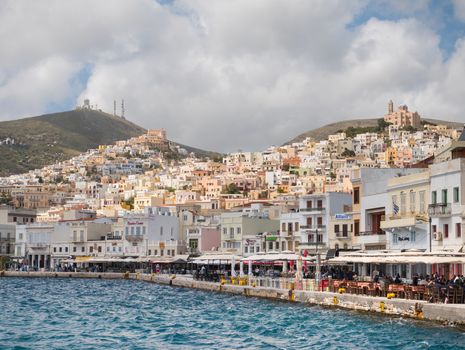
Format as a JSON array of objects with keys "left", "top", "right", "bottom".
[{"left": 1, "top": 0, "right": 465, "bottom": 152}]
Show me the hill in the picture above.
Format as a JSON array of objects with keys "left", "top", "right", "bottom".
[
  {"left": 0, "top": 109, "right": 146, "bottom": 176},
  {"left": 285, "top": 118, "right": 464, "bottom": 144}
]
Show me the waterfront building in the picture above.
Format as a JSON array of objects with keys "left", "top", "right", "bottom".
[
  {"left": 220, "top": 207, "right": 279, "bottom": 256},
  {"left": 351, "top": 168, "right": 423, "bottom": 251},
  {"left": 296, "top": 192, "right": 352, "bottom": 256},
  {"left": 381, "top": 171, "right": 430, "bottom": 255}
]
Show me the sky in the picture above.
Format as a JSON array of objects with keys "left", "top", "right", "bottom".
[{"left": 1, "top": 0, "right": 465, "bottom": 152}]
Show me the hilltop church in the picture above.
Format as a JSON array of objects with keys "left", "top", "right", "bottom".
[{"left": 384, "top": 100, "right": 421, "bottom": 129}]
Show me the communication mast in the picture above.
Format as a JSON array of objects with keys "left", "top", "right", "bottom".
[
  {"left": 114, "top": 100, "right": 117, "bottom": 116},
  {"left": 121, "top": 99, "right": 125, "bottom": 119}
]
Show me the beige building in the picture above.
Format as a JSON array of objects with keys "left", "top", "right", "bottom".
[
  {"left": 380, "top": 171, "right": 430, "bottom": 251},
  {"left": 384, "top": 100, "right": 421, "bottom": 129}
]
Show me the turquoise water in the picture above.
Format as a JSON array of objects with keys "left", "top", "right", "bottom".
[{"left": 1, "top": 278, "right": 465, "bottom": 349}]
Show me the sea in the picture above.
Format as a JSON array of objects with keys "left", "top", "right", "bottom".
[{"left": 1, "top": 278, "right": 464, "bottom": 349}]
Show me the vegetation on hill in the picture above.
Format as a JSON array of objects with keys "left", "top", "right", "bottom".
[
  {"left": 0, "top": 109, "right": 145, "bottom": 176},
  {"left": 285, "top": 117, "right": 463, "bottom": 145},
  {"left": 0, "top": 109, "right": 223, "bottom": 177}
]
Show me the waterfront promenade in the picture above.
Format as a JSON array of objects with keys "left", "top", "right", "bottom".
[{"left": 2, "top": 271, "right": 465, "bottom": 327}]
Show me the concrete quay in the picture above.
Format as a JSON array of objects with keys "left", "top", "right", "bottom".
[{"left": 2, "top": 271, "right": 465, "bottom": 326}]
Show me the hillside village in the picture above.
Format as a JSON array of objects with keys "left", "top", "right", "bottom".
[{"left": 1, "top": 100, "right": 465, "bottom": 280}]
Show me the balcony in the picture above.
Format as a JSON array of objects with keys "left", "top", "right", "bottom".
[
  {"left": 125, "top": 234, "right": 144, "bottom": 242},
  {"left": 301, "top": 225, "right": 326, "bottom": 232},
  {"left": 359, "top": 230, "right": 385, "bottom": 236},
  {"left": 335, "top": 232, "right": 351, "bottom": 239},
  {"left": 428, "top": 203, "right": 451, "bottom": 217},
  {"left": 29, "top": 242, "right": 48, "bottom": 249},
  {"left": 300, "top": 207, "right": 325, "bottom": 213},
  {"left": 356, "top": 230, "right": 386, "bottom": 246},
  {"left": 0, "top": 237, "right": 14, "bottom": 242}
]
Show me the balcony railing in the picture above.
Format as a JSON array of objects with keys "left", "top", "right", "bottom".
[
  {"left": 335, "top": 231, "right": 351, "bottom": 238},
  {"left": 300, "top": 207, "right": 325, "bottom": 212},
  {"left": 29, "top": 243, "right": 48, "bottom": 248},
  {"left": 0, "top": 237, "right": 14, "bottom": 242},
  {"left": 125, "top": 234, "right": 144, "bottom": 241},
  {"left": 428, "top": 203, "right": 451, "bottom": 217},
  {"left": 359, "top": 230, "right": 385, "bottom": 236},
  {"left": 301, "top": 225, "right": 326, "bottom": 231}
]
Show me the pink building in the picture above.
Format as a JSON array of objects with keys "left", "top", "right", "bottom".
[{"left": 186, "top": 227, "right": 220, "bottom": 254}]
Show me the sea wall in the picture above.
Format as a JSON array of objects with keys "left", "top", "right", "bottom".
[{"left": 3, "top": 271, "right": 465, "bottom": 326}]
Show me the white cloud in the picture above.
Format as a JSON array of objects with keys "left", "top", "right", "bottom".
[
  {"left": 1, "top": 0, "right": 465, "bottom": 151},
  {"left": 453, "top": 0, "right": 465, "bottom": 21}
]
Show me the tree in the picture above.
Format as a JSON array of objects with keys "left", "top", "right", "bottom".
[
  {"left": 341, "top": 148, "right": 356, "bottom": 157},
  {"left": 223, "top": 183, "right": 240, "bottom": 194},
  {"left": 377, "top": 118, "right": 392, "bottom": 131}
]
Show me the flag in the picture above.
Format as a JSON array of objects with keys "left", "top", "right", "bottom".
[{"left": 393, "top": 202, "right": 399, "bottom": 215}]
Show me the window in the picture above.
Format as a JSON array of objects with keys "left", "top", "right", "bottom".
[
  {"left": 125, "top": 227, "right": 129, "bottom": 235},
  {"left": 454, "top": 187, "right": 459, "bottom": 203},
  {"left": 142, "top": 227, "right": 146, "bottom": 235},
  {"left": 400, "top": 192, "right": 406, "bottom": 215},
  {"left": 392, "top": 195, "right": 398, "bottom": 215},
  {"left": 268, "top": 241, "right": 273, "bottom": 250},
  {"left": 444, "top": 224, "right": 449, "bottom": 239},
  {"left": 59, "top": 247, "right": 62, "bottom": 252},
  {"left": 237, "top": 227, "right": 241, "bottom": 234},
  {"left": 432, "top": 225, "right": 437, "bottom": 233},
  {"left": 306, "top": 200, "right": 312, "bottom": 208},
  {"left": 89, "top": 247, "right": 93, "bottom": 253},
  {"left": 456, "top": 223, "right": 462, "bottom": 238},
  {"left": 409, "top": 191, "right": 415, "bottom": 213},
  {"left": 281, "top": 223, "right": 286, "bottom": 232},
  {"left": 53, "top": 247, "right": 57, "bottom": 253},
  {"left": 73, "top": 247, "right": 77, "bottom": 252},
  {"left": 411, "top": 230, "right": 416, "bottom": 242},
  {"left": 223, "top": 227, "right": 227, "bottom": 235},
  {"left": 342, "top": 224, "right": 348, "bottom": 237},
  {"left": 432, "top": 191, "right": 437, "bottom": 205},
  {"left": 317, "top": 200, "right": 323, "bottom": 208},
  {"left": 65, "top": 247, "right": 68, "bottom": 252},
  {"left": 81, "top": 246, "right": 85, "bottom": 252},
  {"left": 160, "top": 227, "right": 163, "bottom": 236},
  {"left": 229, "top": 228, "right": 234, "bottom": 236},
  {"left": 308, "top": 234, "right": 314, "bottom": 243},
  {"left": 317, "top": 234, "right": 323, "bottom": 243},
  {"left": 393, "top": 233, "right": 398, "bottom": 244},
  {"left": 419, "top": 191, "right": 425, "bottom": 214},
  {"left": 80, "top": 230, "right": 84, "bottom": 241},
  {"left": 98, "top": 246, "right": 102, "bottom": 253},
  {"left": 19, "top": 233, "right": 23, "bottom": 240},
  {"left": 353, "top": 187, "right": 360, "bottom": 204},
  {"left": 294, "top": 222, "right": 299, "bottom": 231},
  {"left": 442, "top": 189, "right": 448, "bottom": 204},
  {"left": 244, "top": 246, "right": 248, "bottom": 253},
  {"left": 317, "top": 217, "right": 323, "bottom": 226},
  {"left": 148, "top": 249, "right": 152, "bottom": 255},
  {"left": 335, "top": 244, "right": 339, "bottom": 250},
  {"left": 334, "top": 225, "right": 340, "bottom": 233},
  {"left": 131, "top": 227, "right": 135, "bottom": 235}
]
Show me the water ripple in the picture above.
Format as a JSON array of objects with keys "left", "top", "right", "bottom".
[{"left": 1, "top": 278, "right": 465, "bottom": 349}]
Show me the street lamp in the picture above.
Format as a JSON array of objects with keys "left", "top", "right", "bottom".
[{"left": 315, "top": 228, "right": 321, "bottom": 290}]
